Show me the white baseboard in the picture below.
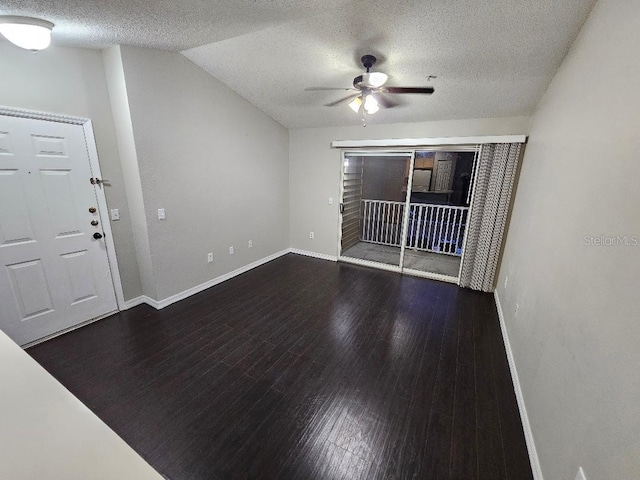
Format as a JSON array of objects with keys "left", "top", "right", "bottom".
[
  {"left": 138, "top": 249, "right": 290, "bottom": 310},
  {"left": 141, "top": 296, "right": 162, "bottom": 310},
  {"left": 122, "top": 296, "right": 147, "bottom": 310},
  {"left": 494, "top": 290, "right": 544, "bottom": 480},
  {"left": 289, "top": 248, "right": 338, "bottom": 262}
]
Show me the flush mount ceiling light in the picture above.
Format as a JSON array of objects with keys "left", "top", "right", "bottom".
[{"left": 0, "top": 16, "right": 54, "bottom": 51}]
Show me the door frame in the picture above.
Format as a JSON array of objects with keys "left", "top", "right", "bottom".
[{"left": 0, "top": 106, "right": 126, "bottom": 311}]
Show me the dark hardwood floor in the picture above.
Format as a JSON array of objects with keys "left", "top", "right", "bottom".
[{"left": 28, "top": 254, "right": 533, "bottom": 480}]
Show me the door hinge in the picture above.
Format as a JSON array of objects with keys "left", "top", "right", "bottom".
[{"left": 340, "top": 203, "right": 345, "bottom": 214}]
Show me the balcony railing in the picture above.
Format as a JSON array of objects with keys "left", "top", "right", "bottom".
[{"left": 361, "top": 200, "right": 469, "bottom": 256}]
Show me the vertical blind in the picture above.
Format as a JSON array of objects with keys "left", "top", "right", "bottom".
[
  {"left": 459, "top": 143, "right": 523, "bottom": 292},
  {"left": 341, "top": 157, "right": 364, "bottom": 251}
]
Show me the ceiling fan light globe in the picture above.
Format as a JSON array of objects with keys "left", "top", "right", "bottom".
[
  {"left": 364, "top": 94, "right": 379, "bottom": 114},
  {"left": 363, "top": 72, "right": 388, "bottom": 87},
  {"left": 348, "top": 96, "right": 362, "bottom": 113},
  {"left": 0, "top": 17, "right": 53, "bottom": 50},
  {"left": 365, "top": 104, "right": 379, "bottom": 114}
]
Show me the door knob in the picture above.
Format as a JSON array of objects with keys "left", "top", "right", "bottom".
[
  {"left": 91, "top": 220, "right": 99, "bottom": 226},
  {"left": 89, "top": 207, "right": 96, "bottom": 213},
  {"left": 93, "top": 232, "right": 103, "bottom": 239}
]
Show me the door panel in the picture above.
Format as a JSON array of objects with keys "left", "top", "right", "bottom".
[
  {"left": 41, "top": 169, "right": 82, "bottom": 236},
  {"left": 339, "top": 153, "right": 412, "bottom": 269},
  {"left": 0, "top": 115, "right": 117, "bottom": 346},
  {"left": 0, "top": 169, "right": 36, "bottom": 245},
  {"left": 31, "top": 134, "right": 68, "bottom": 157},
  {"left": 7, "top": 259, "right": 54, "bottom": 320},
  {"left": 61, "top": 249, "right": 98, "bottom": 305}
]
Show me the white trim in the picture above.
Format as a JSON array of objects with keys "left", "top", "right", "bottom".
[
  {"left": 146, "top": 249, "right": 291, "bottom": 310},
  {"left": 0, "top": 106, "right": 127, "bottom": 310},
  {"left": 82, "top": 120, "right": 126, "bottom": 310},
  {"left": 401, "top": 268, "right": 458, "bottom": 285},
  {"left": 22, "top": 310, "right": 117, "bottom": 349},
  {"left": 342, "top": 145, "right": 479, "bottom": 154},
  {"left": 343, "top": 151, "right": 418, "bottom": 157},
  {"left": 494, "top": 290, "right": 544, "bottom": 480},
  {"left": 122, "top": 296, "right": 147, "bottom": 309},
  {"left": 140, "top": 296, "right": 162, "bottom": 310},
  {"left": 290, "top": 248, "right": 338, "bottom": 262},
  {"left": 0, "top": 106, "right": 88, "bottom": 125},
  {"left": 331, "top": 135, "right": 527, "bottom": 149}
]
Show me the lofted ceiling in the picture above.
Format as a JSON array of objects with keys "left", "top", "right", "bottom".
[{"left": 1, "top": 0, "right": 597, "bottom": 128}]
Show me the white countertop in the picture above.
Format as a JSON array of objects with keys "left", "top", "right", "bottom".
[{"left": 0, "top": 330, "right": 164, "bottom": 480}]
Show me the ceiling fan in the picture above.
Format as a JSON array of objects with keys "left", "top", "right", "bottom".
[{"left": 305, "top": 54, "right": 435, "bottom": 125}]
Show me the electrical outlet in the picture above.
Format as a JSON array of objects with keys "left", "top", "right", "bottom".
[
  {"left": 309, "top": 231, "right": 315, "bottom": 239},
  {"left": 157, "top": 208, "right": 166, "bottom": 220},
  {"left": 248, "top": 240, "right": 253, "bottom": 248},
  {"left": 504, "top": 275, "right": 508, "bottom": 289},
  {"left": 328, "top": 197, "right": 333, "bottom": 205},
  {"left": 110, "top": 209, "right": 120, "bottom": 221},
  {"left": 575, "top": 467, "right": 587, "bottom": 480},
  {"left": 229, "top": 246, "right": 234, "bottom": 255},
  {"left": 207, "top": 252, "right": 213, "bottom": 263},
  {"left": 515, "top": 303, "right": 520, "bottom": 317}
]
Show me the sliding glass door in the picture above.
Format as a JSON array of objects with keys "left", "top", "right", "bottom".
[
  {"left": 339, "top": 147, "right": 477, "bottom": 282},
  {"left": 339, "top": 152, "right": 413, "bottom": 270}
]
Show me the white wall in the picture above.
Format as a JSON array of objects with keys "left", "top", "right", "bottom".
[
  {"left": 496, "top": 1, "right": 640, "bottom": 478},
  {"left": 103, "top": 46, "right": 157, "bottom": 300},
  {"left": 289, "top": 116, "right": 531, "bottom": 257},
  {"left": 0, "top": 41, "right": 142, "bottom": 300},
  {"left": 116, "top": 46, "right": 290, "bottom": 300}
]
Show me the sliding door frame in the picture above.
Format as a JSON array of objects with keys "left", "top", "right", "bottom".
[
  {"left": 338, "top": 150, "right": 414, "bottom": 273},
  {"left": 398, "top": 151, "right": 416, "bottom": 270},
  {"left": 337, "top": 144, "right": 481, "bottom": 285}
]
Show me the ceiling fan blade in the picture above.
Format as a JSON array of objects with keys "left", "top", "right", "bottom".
[
  {"left": 305, "top": 87, "right": 358, "bottom": 91},
  {"left": 382, "top": 86, "right": 435, "bottom": 95},
  {"left": 376, "top": 93, "right": 398, "bottom": 109},
  {"left": 324, "top": 94, "right": 359, "bottom": 107}
]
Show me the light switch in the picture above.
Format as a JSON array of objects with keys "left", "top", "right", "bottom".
[
  {"left": 158, "top": 208, "right": 166, "bottom": 220},
  {"left": 328, "top": 197, "right": 333, "bottom": 205},
  {"left": 110, "top": 209, "right": 120, "bottom": 221}
]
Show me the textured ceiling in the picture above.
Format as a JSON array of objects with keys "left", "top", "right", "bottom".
[{"left": 1, "top": 0, "right": 597, "bottom": 128}]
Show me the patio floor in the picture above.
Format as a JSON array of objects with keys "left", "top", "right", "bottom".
[{"left": 341, "top": 242, "right": 461, "bottom": 278}]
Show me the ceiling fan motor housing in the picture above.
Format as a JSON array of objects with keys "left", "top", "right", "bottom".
[
  {"left": 361, "top": 54, "right": 377, "bottom": 71},
  {"left": 354, "top": 55, "right": 388, "bottom": 88}
]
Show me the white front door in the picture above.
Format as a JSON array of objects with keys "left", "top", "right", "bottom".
[{"left": 0, "top": 115, "right": 118, "bottom": 346}]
